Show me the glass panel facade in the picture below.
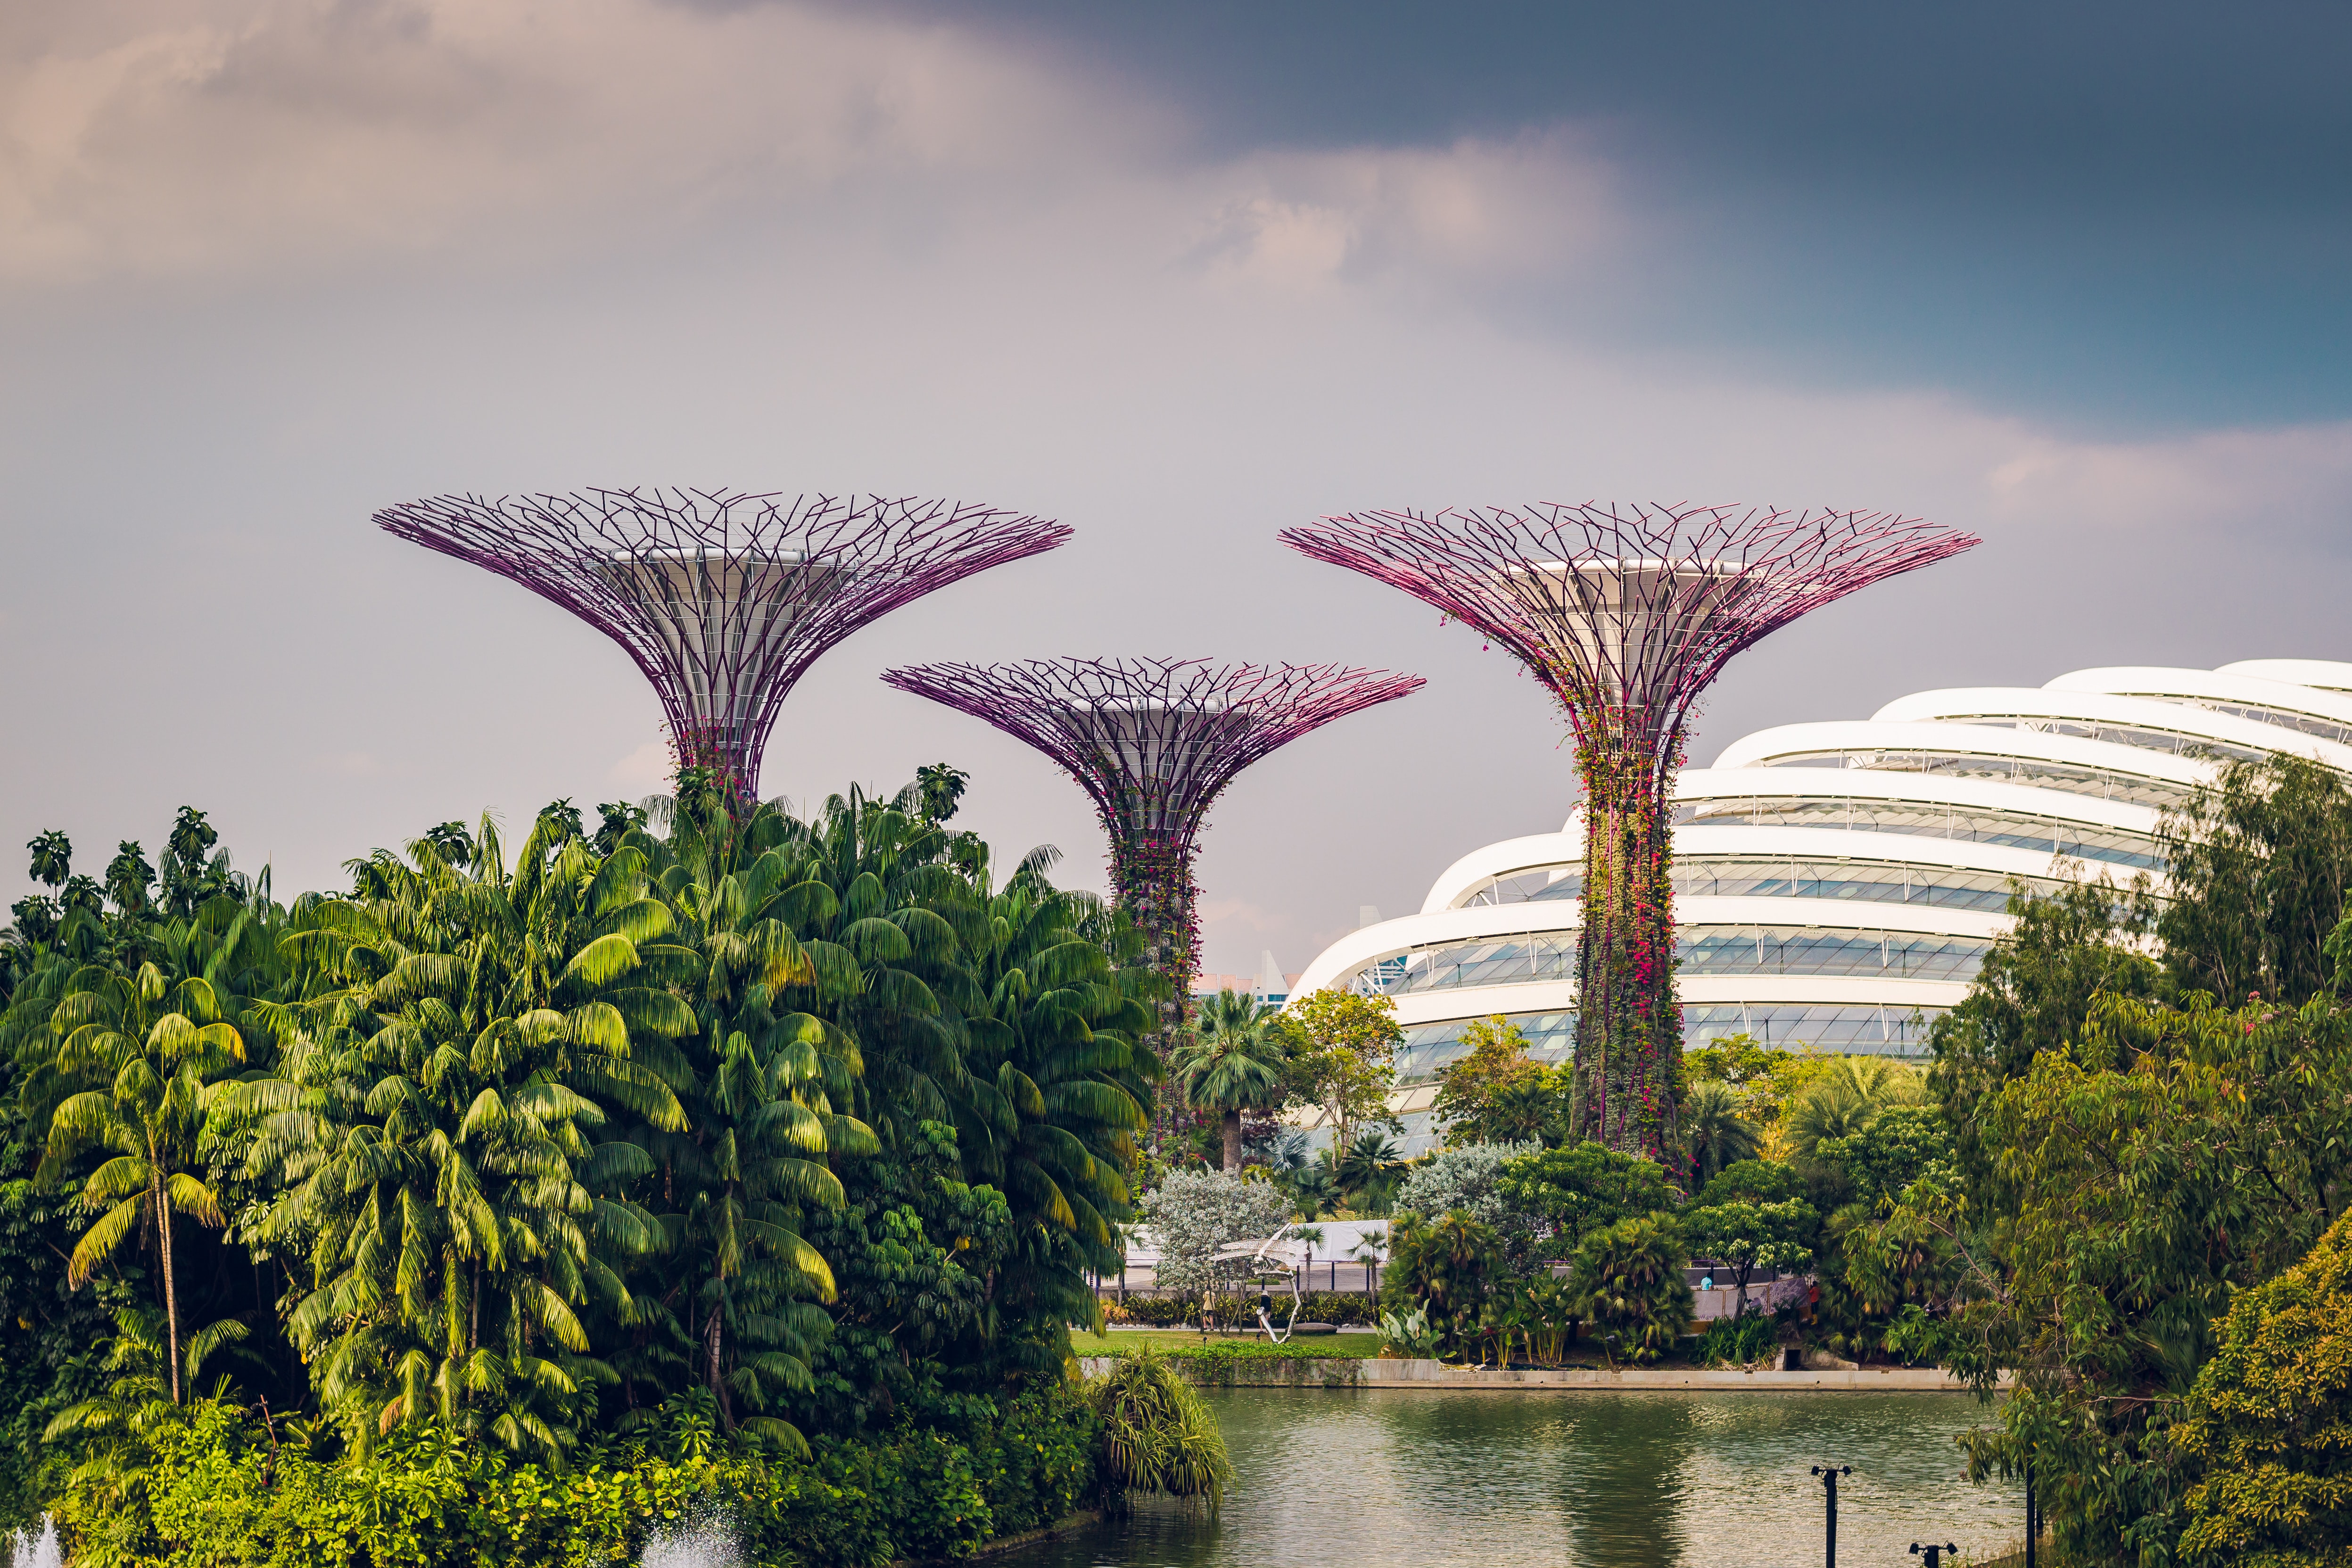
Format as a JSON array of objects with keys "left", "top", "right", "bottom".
[
  {"left": 1681, "top": 1002, "right": 1941, "bottom": 1054},
  {"left": 2124, "top": 694, "right": 2352, "bottom": 746},
  {"left": 1388, "top": 924, "right": 1989, "bottom": 993},
  {"left": 1758, "top": 751, "right": 2190, "bottom": 809},
  {"left": 1468, "top": 856, "right": 2056, "bottom": 912},
  {"left": 1679, "top": 926, "right": 1987, "bottom": 980},
  {"left": 1941, "top": 716, "right": 2270, "bottom": 764},
  {"left": 1674, "top": 796, "right": 2164, "bottom": 871}
]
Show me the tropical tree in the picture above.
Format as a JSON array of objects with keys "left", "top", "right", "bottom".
[
  {"left": 1682, "top": 1197, "right": 1816, "bottom": 1319},
  {"left": 1496, "top": 1141, "right": 1675, "bottom": 1253},
  {"left": 1335, "top": 1129, "right": 1405, "bottom": 1213},
  {"left": 2160, "top": 752, "right": 2352, "bottom": 1008},
  {"left": 1681, "top": 1080, "right": 1763, "bottom": 1188},
  {"left": 1171, "top": 989, "right": 1288, "bottom": 1172},
  {"left": 1431, "top": 1016, "right": 1562, "bottom": 1147},
  {"left": 1570, "top": 1214, "right": 1694, "bottom": 1365},
  {"left": 1281, "top": 989, "right": 1402, "bottom": 1162},
  {"left": 236, "top": 812, "right": 692, "bottom": 1455},
  {"left": 1787, "top": 1056, "right": 1923, "bottom": 1156},
  {"left": 37, "top": 956, "right": 252, "bottom": 1403},
  {"left": 615, "top": 784, "right": 868, "bottom": 1440},
  {"left": 958, "top": 864, "right": 1154, "bottom": 1350}
]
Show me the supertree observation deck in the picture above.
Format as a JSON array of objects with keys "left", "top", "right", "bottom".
[
  {"left": 1279, "top": 503, "right": 1976, "bottom": 1167},
  {"left": 880, "top": 657, "right": 1424, "bottom": 1060},
  {"left": 375, "top": 488, "right": 1070, "bottom": 796}
]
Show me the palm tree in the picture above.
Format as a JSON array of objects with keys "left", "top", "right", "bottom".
[
  {"left": 1336, "top": 1129, "right": 1404, "bottom": 1213},
  {"left": 1286, "top": 1153, "right": 1342, "bottom": 1220},
  {"left": 38, "top": 959, "right": 249, "bottom": 1403},
  {"left": 1790, "top": 1056, "right": 1924, "bottom": 1156},
  {"left": 621, "top": 787, "right": 876, "bottom": 1442},
  {"left": 237, "top": 813, "right": 690, "bottom": 1456},
  {"left": 1683, "top": 1080, "right": 1764, "bottom": 1188},
  {"left": 1170, "top": 989, "right": 1289, "bottom": 1172},
  {"left": 958, "top": 860, "right": 1154, "bottom": 1353}
]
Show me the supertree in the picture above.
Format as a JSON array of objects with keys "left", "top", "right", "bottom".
[
  {"left": 879, "top": 657, "right": 1423, "bottom": 1061},
  {"left": 1280, "top": 503, "right": 1977, "bottom": 1165},
  {"left": 375, "top": 488, "right": 1069, "bottom": 797}
]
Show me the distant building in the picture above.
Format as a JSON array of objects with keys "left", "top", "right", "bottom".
[
  {"left": 1292, "top": 659, "right": 2352, "bottom": 1153},
  {"left": 1192, "top": 951, "right": 1301, "bottom": 1007}
]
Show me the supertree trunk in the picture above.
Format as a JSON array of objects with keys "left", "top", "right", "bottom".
[
  {"left": 1281, "top": 502, "right": 1977, "bottom": 1180},
  {"left": 1568, "top": 718, "right": 1681, "bottom": 1161},
  {"left": 1112, "top": 835, "right": 1200, "bottom": 1062}
]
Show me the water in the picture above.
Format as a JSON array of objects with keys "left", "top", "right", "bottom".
[
  {"left": 4, "top": 1518, "right": 60, "bottom": 1568},
  {"left": 1003, "top": 1387, "right": 2021, "bottom": 1568}
]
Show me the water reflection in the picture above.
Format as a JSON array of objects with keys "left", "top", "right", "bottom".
[{"left": 1000, "top": 1388, "right": 2016, "bottom": 1568}]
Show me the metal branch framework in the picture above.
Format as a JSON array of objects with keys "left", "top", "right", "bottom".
[
  {"left": 881, "top": 657, "right": 1424, "bottom": 1060},
  {"left": 376, "top": 488, "right": 1069, "bottom": 796},
  {"left": 1280, "top": 502, "right": 1978, "bottom": 1165}
]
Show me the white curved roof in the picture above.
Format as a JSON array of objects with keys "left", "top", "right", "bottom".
[{"left": 1294, "top": 657, "right": 2341, "bottom": 1142}]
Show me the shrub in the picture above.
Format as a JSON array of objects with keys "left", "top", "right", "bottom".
[
  {"left": 1570, "top": 1214, "right": 1695, "bottom": 1365},
  {"left": 1393, "top": 1143, "right": 1536, "bottom": 1261},
  {"left": 48, "top": 1382, "right": 1099, "bottom": 1568},
  {"left": 1138, "top": 1171, "right": 1289, "bottom": 1295},
  {"left": 1381, "top": 1211, "right": 1504, "bottom": 1356},
  {"left": 1083, "top": 1352, "right": 1231, "bottom": 1516},
  {"left": 1498, "top": 1142, "right": 1675, "bottom": 1254},
  {"left": 1697, "top": 1312, "right": 1781, "bottom": 1369}
]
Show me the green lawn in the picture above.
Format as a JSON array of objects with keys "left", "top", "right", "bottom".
[{"left": 1073, "top": 1328, "right": 1378, "bottom": 1361}]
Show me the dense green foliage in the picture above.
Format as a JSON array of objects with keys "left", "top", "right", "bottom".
[
  {"left": 0, "top": 782, "right": 1162, "bottom": 1562},
  {"left": 2176, "top": 1209, "right": 2352, "bottom": 1566}
]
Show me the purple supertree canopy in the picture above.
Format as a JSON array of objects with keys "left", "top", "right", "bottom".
[
  {"left": 878, "top": 658, "right": 1425, "bottom": 857},
  {"left": 1280, "top": 502, "right": 1978, "bottom": 774},
  {"left": 376, "top": 488, "right": 1069, "bottom": 794}
]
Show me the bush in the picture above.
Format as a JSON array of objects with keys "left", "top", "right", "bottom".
[
  {"left": 49, "top": 1382, "right": 1098, "bottom": 1568},
  {"left": 1697, "top": 1312, "right": 1781, "bottom": 1369},
  {"left": 1570, "top": 1214, "right": 1695, "bottom": 1365},
  {"left": 1098, "top": 1289, "right": 1380, "bottom": 1329},
  {"left": 1380, "top": 1211, "right": 1505, "bottom": 1356},
  {"left": 1137, "top": 1171, "right": 1289, "bottom": 1295},
  {"left": 1082, "top": 1352, "right": 1231, "bottom": 1515},
  {"left": 1393, "top": 1143, "right": 1536, "bottom": 1261},
  {"left": 1498, "top": 1142, "right": 1675, "bottom": 1254}
]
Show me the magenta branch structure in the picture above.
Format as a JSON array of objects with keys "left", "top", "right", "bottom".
[
  {"left": 376, "top": 488, "right": 1069, "bottom": 796},
  {"left": 1280, "top": 502, "right": 1977, "bottom": 1167},
  {"left": 881, "top": 657, "right": 1423, "bottom": 1062}
]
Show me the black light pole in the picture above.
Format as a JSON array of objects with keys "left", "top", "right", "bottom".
[
  {"left": 1910, "top": 1542, "right": 1958, "bottom": 1568},
  {"left": 2025, "top": 1459, "right": 2038, "bottom": 1568},
  {"left": 1811, "top": 1464, "right": 1851, "bottom": 1568}
]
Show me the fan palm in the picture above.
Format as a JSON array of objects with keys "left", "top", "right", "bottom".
[
  {"left": 1789, "top": 1056, "right": 1924, "bottom": 1157},
  {"left": 1336, "top": 1128, "right": 1402, "bottom": 1213},
  {"left": 1171, "top": 989, "right": 1288, "bottom": 1172},
  {"left": 1682, "top": 1080, "right": 1764, "bottom": 1188}
]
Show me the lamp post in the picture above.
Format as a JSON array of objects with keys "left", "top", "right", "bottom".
[
  {"left": 1810, "top": 1464, "right": 1851, "bottom": 1568},
  {"left": 1909, "top": 1543, "right": 1959, "bottom": 1568},
  {"left": 2025, "top": 1458, "right": 2039, "bottom": 1568}
]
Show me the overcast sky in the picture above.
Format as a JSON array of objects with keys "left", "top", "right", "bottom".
[{"left": 3, "top": 0, "right": 2348, "bottom": 977}]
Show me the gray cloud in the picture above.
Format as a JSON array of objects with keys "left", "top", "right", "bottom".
[{"left": 1, "top": 0, "right": 2347, "bottom": 978}]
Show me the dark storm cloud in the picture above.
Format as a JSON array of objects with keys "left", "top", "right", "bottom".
[{"left": 873, "top": 0, "right": 2352, "bottom": 429}]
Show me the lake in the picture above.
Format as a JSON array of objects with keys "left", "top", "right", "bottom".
[{"left": 999, "top": 1386, "right": 2022, "bottom": 1568}]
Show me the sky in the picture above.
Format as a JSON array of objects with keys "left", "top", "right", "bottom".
[{"left": 2, "top": 0, "right": 2349, "bottom": 977}]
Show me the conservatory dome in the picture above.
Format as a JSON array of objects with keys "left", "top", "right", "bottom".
[{"left": 1290, "top": 659, "right": 2352, "bottom": 1154}]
